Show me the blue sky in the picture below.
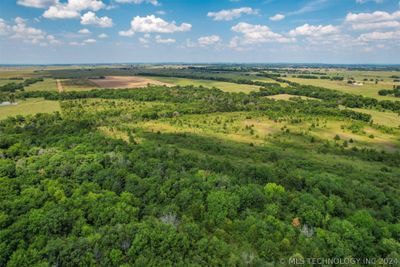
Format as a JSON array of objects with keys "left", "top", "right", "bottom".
[{"left": 0, "top": 0, "right": 399, "bottom": 64}]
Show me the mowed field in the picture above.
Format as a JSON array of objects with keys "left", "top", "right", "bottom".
[
  {"left": 0, "top": 98, "right": 60, "bottom": 120},
  {"left": 90, "top": 76, "right": 173, "bottom": 89},
  {"left": 149, "top": 76, "right": 261, "bottom": 93}
]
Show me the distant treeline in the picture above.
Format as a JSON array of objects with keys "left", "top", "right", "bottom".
[{"left": 17, "top": 85, "right": 372, "bottom": 123}]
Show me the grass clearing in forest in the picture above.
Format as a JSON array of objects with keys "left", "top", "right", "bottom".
[
  {"left": 265, "top": 94, "right": 320, "bottom": 101},
  {"left": 349, "top": 108, "right": 400, "bottom": 127},
  {"left": 148, "top": 76, "right": 260, "bottom": 93},
  {"left": 286, "top": 77, "right": 396, "bottom": 100},
  {"left": 0, "top": 98, "right": 60, "bottom": 120}
]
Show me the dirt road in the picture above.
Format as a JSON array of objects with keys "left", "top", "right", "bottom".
[{"left": 56, "top": 79, "right": 64, "bottom": 92}]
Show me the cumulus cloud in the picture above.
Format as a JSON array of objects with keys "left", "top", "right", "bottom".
[
  {"left": 198, "top": 35, "right": 221, "bottom": 46},
  {"left": 43, "top": 5, "right": 80, "bottom": 19},
  {"left": 17, "top": 0, "right": 57, "bottom": 8},
  {"left": 358, "top": 30, "right": 400, "bottom": 41},
  {"left": 119, "top": 15, "right": 191, "bottom": 36},
  {"left": 231, "top": 22, "right": 294, "bottom": 47},
  {"left": 346, "top": 11, "right": 400, "bottom": 22},
  {"left": 155, "top": 35, "right": 176, "bottom": 43},
  {"left": 0, "top": 19, "right": 11, "bottom": 36},
  {"left": 98, "top": 33, "right": 108, "bottom": 38},
  {"left": 0, "top": 17, "right": 61, "bottom": 45},
  {"left": 289, "top": 23, "right": 339, "bottom": 37},
  {"left": 43, "top": 0, "right": 105, "bottom": 19},
  {"left": 207, "top": 7, "right": 258, "bottom": 21},
  {"left": 78, "top": 28, "right": 91, "bottom": 34},
  {"left": 115, "top": 0, "right": 158, "bottom": 5},
  {"left": 80, "top": 11, "right": 113, "bottom": 27},
  {"left": 269, "top": 14, "right": 285, "bottom": 21},
  {"left": 345, "top": 11, "right": 400, "bottom": 30}
]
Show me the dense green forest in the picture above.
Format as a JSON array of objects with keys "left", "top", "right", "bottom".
[{"left": 0, "top": 66, "right": 400, "bottom": 266}]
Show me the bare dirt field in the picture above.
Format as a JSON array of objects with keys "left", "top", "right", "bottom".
[{"left": 89, "top": 76, "right": 173, "bottom": 88}]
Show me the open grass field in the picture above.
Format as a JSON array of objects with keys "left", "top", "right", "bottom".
[
  {"left": 149, "top": 76, "right": 261, "bottom": 93},
  {"left": 286, "top": 77, "right": 397, "bottom": 100},
  {"left": 0, "top": 98, "right": 60, "bottom": 119},
  {"left": 348, "top": 107, "right": 400, "bottom": 127},
  {"left": 0, "top": 68, "right": 38, "bottom": 78},
  {"left": 90, "top": 76, "right": 173, "bottom": 89},
  {"left": 137, "top": 112, "right": 398, "bottom": 152},
  {"left": 265, "top": 93, "right": 320, "bottom": 101},
  {"left": 24, "top": 78, "right": 58, "bottom": 92},
  {"left": 0, "top": 79, "right": 19, "bottom": 86}
]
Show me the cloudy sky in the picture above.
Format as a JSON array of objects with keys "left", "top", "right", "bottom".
[{"left": 0, "top": 0, "right": 399, "bottom": 64}]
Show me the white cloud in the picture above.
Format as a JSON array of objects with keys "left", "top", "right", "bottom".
[
  {"left": 155, "top": 35, "right": 175, "bottom": 43},
  {"left": 17, "top": 0, "right": 57, "bottom": 8},
  {"left": 139, "top": 36, "right": 149, "bottom": 44},
  {"left": 1, "top": 17, "right": 61, "bottom": 45},
  {"left": 98, "top": 33, "right": 108, "bottom": 38},
  {"left": 43, "top": 0, "right": 105, "bottom": 19},
  {"left": 83, "top": 38, "right": 96, "bottom": 43},
  {"left": 115, "top": 0, "right": 158, "bottom": 5},
  {"left": 119, "top": 15, "right": 191, "bottom": 36},
  {"left": 78, "top": 28, "right": 91, "bottom": 34},
  {"left": 69, "top": 38, "right": 97, "bottom": 46},
  {"left": 198, "top": 35, "right": 221, "bottom": 46},
  {"left": 47, "top": 34, "right": 61, "bottom": 44},
  {"left": 0, "top": 19, "right": 11, "bottom": 36},
  {"left": 43, "top": 5, "right": 80, "bottom": 19},
  {"left": 289, "top": 23, "right": 339, "bottom": 37},
  {"left": 269, "top": 14, "right": 285, "bottom": 21},
  {"left": 345, "top": 11, "right": 400, "bottom": 30},
  {"left": 207, "top": 7, "right": 258, "bottom": 21},
  {"left": 119, "top": 29, "right": 135, "bottom": 37},
  {"left": 346, "top": 11, "right": 400, "bottom": 22},
  {"left": 351, "top": 21, "right": 400, "bottom": 30},
  {"left": 231, "top": 22, "right": 295, "bottom": 46},
  {"left": 358, "top": 30, "right": 400, "bottom": 41},
  {"left": 80, "top": 11, "right": 113, "bottom": 27}
]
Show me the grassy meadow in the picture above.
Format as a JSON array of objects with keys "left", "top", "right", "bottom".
[
  {"left": 148, "top": 76, "right": 261, "bottom": 93},
  {"left": 0, "top": 98, "right": 60, "bottom": 120},
  {"left": 286, "top": 77, "right": 397, "bottom": 100}
]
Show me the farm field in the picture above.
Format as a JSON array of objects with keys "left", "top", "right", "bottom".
[{"left": 90, "top": 76, "right": 173, "bottom": 89}]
